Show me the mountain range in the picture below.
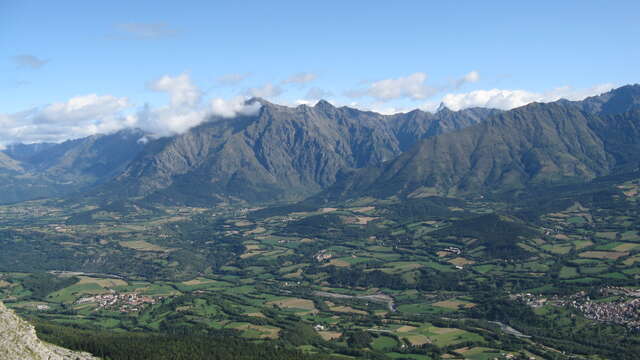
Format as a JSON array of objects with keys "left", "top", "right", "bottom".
[
  {"left": 322, "top": 85, "right": 640, "bottom": 201},
  {"left": 0, "top": 100, "right": 500, "bottom": 204},
  {"left": 1, "top": 84, "right": 638, "bottom": 205},
  {"left": 0, "top": 129, "right": 146, "bottom": 204}
]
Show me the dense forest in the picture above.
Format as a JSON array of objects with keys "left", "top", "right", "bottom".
[{"left": 36, "top": 322, "right": 325, "bottom": 360}]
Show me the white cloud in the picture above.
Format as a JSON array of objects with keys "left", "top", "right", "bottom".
[
  {"left": 216, "top": 72, "right": 251, "bottom": 86},
  {"left": 438, "top": 83, "right": 616, "bottom": 111},
  {"left": 0, "top": 69, "right": 619, "bottom": 147},
  {"left": 543, "top": 83, "right": 617, "bottom": 101},
  {"left": 368, "top": 72, "right": 434, "bottom": 100},
  {"left": 11, "top": 54, "right": 49, "bottom": 69},
  {"left": 136, "top": 104, "right": 206, "bottom": 136},
  {"left": 140, "top": 73, "right": 265, "bottom": 135},
  {"left": 439, "top": 89, "right": 539, "bottom": 111},
  {"left": 135, "top": 73, "right": 213, "bottom": 135},
  {"left": 37, "top": 94, "right": 130, "bottom": 123},
  {"left": 149, "top": 73, "right": 201, "bottom": 107},
  {"left": 115, "top": 23, "right": 178, "bottom": 39},
  {"left": 245, "top": 83, "right": 283, "bottom": 98},
  {"left": 0, "top": 71, "right": 269, "bottom": 145},
  {"left": 0, "top": 94, "right": 135, "bottom": 145},
  {"left": 282, "top": 72, "right": 317, "bottom": 85},
  {"left": 347, "top": 72, "right": 437, "bottom": 102},
  {"left": 347, "top": 70, "right": 481, "bottom": 103},
  {"left": 210, "top": 97, "right": 262, "bottom": 118},
  {"left": 368, "top": 105, "right": 410, "bottom": 115},
  {"left": 453, "top": 70, "right": 480, "bottom": 88},
  {"left": 137, "top": 136, "right": 149, "bottom": 144},
  {"left": 418, "top": 101, "right": 441, "bottom": 113},
  {"left": 305, "top": 99, "right": 409, "bottom": 115}
]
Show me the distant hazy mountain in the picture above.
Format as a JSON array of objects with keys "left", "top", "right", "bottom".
[
  {"left": 0, "top": 129, "right": 147, "bottom": 203},
  {"left": 101, "top": 100, "right": 499, "bottom": 205},
  {"left": 2, "top": 142, "right": 57, "bottom": 162},
  {"left": 0, "top": 152, "right": 23, "bottom": 173},
  {"left": 321, "top": 85, "right": 640, "bottom": 201}
]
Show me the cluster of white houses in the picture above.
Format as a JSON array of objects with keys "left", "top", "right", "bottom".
[
  {"left": 514, "top": 287, "right": 640, "bottom": 329},
  {"left": 76, "top": 292, "right": 159, "bottom": 313}
]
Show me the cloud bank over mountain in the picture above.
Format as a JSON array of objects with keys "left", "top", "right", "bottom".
[
  {"left": 0, "top": 94, "right": 136, "bottom": 146},
  {"left": 0, "top": 69, "right": 617, "bottom": 146},
  {"left": 439, "top": 83, "right": 616, "bottom": 111},
  {"left": 0, "top": 73, "right": 262, "bottom": 145}
]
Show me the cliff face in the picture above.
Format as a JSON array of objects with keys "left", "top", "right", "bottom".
[{"left": 0, "top": 301, "right": 98, "bottom": 360}]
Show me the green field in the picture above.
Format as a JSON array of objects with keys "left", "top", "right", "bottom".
[{"left": 2, "top": 177, "right": 640, "bottom": 359}]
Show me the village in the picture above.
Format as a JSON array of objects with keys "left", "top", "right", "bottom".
[
  {"left": 513, "top": 287, "right": 640, "bottom": 329},
  {"left": 76, "top": 292, "right": 161, "bottom": 313},
  {"left": 314, "top": 249, "right": 334, "bottom": 262}
]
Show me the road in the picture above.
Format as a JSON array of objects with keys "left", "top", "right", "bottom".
[{"left": 489, "top": 321, "right": 531, "bottom": 338}]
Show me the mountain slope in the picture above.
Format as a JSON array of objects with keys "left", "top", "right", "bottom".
[
  {"left": 389, "top": 106, "right": 502, "bottom": 152},
  {"left": 322, "top": 85, "right": 640, "bottom": 201},
  {"left": 0, "top": 301, "right": 98, "bottom": 360},
  {"left": 577, "top": 84, "right": 640, "bottom": 115},
  {"left": 105, "top": 100, "right": 499, "bottom": 205},
  {"left": 0, "top": 129, "right": 147, "bottom": 203},
  {"left": 0, "top": 152, "right": 23, "bottom": 173}
]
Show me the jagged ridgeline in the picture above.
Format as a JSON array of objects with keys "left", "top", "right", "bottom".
[
  {"left": 0, "top": 129, "right": 147, "bottom": 204},
  {"left": 99, "top": 100, "right": 500, "bottom": 205},
  {"left": 0, "top": 85, "right": 639, "bottom": 205},
  {"left": 321, "top": 85, "right": 640, "bottom": 201},
  {"left": 0, "top": 99, "right": 498, "bottom": 205}
]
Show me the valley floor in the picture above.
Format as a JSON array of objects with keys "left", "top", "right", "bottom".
[{"left": 1, "top": 175, "right": 640, "bottom": 359}]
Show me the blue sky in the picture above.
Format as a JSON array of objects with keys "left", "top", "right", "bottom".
[{"left": 1, "top": 0, "right": 639, "bottom": 144}]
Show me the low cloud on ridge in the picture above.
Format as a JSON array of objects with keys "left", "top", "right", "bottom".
[
  {"left": 437, "top": 83, "right": 616, "bottom": 111},
  {"left": 0, "top": 70, "right": 618, "bottom": 146},
  {"left": 347, "top": 70, "right": 480, "bottom": 102},
  {"left": 0, "top": 94, "right": 136, "bottom": 145},
  {"left": 137, "top": 73, "right": 262, "bottom": 136},
  {"left": 210, "top": 97, "right": 262, "bottom": 118},
  {"left": 0, "top": 73, "right": 262, "bottom": 146}
]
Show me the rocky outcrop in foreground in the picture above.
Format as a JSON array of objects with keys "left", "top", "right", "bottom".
[{"left": 0, "top": 301, "right": 98, "bottom": 360}]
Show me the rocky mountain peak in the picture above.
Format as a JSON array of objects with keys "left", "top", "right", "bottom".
[
  {"left": 436, "top": 102, "right": 452, "bottom": 113},
  {"left": 314, "top": 99, "right": 334, "bottom": 108},
  {"left": 245, "top": 97, "right": 271, "bottom": 106},
  {"left": 313, "top": 99, "right": 337, "bottom": 115}
]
